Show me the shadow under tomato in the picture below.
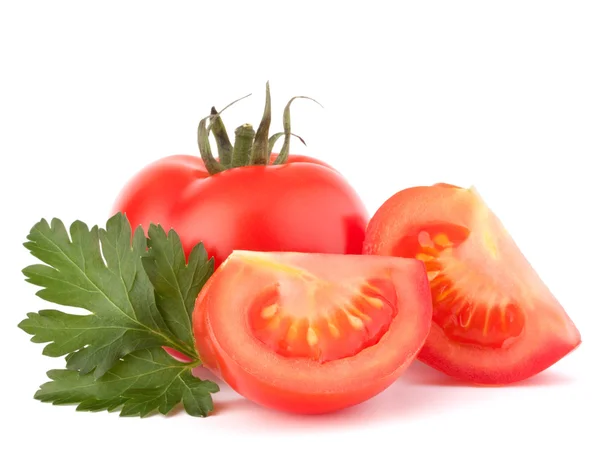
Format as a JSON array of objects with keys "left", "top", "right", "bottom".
[
  {"left": 192, "top": 365, "right": 224, "bottom": 382},
  {"left": 504, "top": 369, "right": 576, "bottom": 387},
  {"left": 203, "top": 363, "right": 481, "bottom": 430},
  {"left": 203, "top": 361, "right": 576, "bottom": 432},
  {"left": 401, "top": 361, "right": 576, "bottom": 387}
]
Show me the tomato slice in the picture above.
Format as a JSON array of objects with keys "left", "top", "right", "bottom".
[
  {"left": 193, "top": 251, "right": 432, "bottom": 414},
  {"left": 363, "top": 184, "right": 581, "bottom": 385}
]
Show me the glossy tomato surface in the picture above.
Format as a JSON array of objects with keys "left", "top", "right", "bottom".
[
  {"left": 363, "top": 184, "right": 581, "bottom": 385},
  {"left": 113, "top": 154, "right": 366, "bottom": 267},
  {"left": 193, "top": 251, "right": 432, "bottom": 414}
]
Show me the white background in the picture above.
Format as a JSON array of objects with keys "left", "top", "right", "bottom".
[{"left": 1, "top": 1, "right": 598, "bottom": 468}]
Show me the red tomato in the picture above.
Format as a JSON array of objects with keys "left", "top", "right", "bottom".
[
  {"left": 112, "top": 154, "right": 366, "bottom": 267},
  {"left": 363, "top": 184, "right": 581, "bottom": 385},
  {"left": 192, "top": 251, "right": 432, "bottom": 414}
]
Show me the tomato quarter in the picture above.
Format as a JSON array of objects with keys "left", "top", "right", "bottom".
[
  {"left": 193, "top": 251, "right": 432, "bottom": 414},
  {"left": 364, "top": 184, "right": 581, "bottom": 385}
]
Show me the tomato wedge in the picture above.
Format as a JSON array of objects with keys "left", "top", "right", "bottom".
[
  {"left": 363, "top": 184, "right": 581, "bottom": 385},
  {"left": 193, "top": 251, "right": 432, "bottom": 414}
]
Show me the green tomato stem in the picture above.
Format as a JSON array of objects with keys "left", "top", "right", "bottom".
[
  {"left": 250, "top": 82, "right": 272, "bottom": 165},
  {"left": 231, "top": 124, "right": 256, "bottom": 167},
  {"left": 273, "top": 96, "right": 322, "bottom": 165},
  {"left": 197, "top": 116, "right": 226, "bottom": 175},
  {"left": 268, "top": 132, "right": 307, "bottom": 155},
  {"left": 209, "top": 106, "right": 233, "bottom": 167},
  {"left": 196, "top": 84, "right": 319, "bottom": 171}
]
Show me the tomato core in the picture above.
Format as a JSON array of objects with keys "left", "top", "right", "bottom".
[
  {"left": 245, "top": 256, "right": 399, "bottom": 362},
  {"left": 393, "top": 222, "right": 526, "bottom": 349}
]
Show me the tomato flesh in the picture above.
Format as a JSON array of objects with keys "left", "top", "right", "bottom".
[
  {"left": 394, "top": 222, "right": 526, "bottom": 349},
  {"left": 364, "top": 184, "right": 581, "bottom": 384},
  {"left": 193, "top": 251, "right": 432, "bottom": 414},
  {"left": 249, "top": 276, "right": 398, "bottom": 362}
]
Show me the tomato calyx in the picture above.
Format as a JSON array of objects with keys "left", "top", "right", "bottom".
[{"left": 197, "top": 82, "right": 322, "bottom": 174}]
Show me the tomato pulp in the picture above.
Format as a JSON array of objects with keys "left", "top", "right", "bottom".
[
  {"left": 363, "top": 184, "right": 581, "bottom": 385},
  {"left": 193, "top": 251, "right": 432, "bottom": 414},
  {"left": 112, "top": 154, "right": 367, "bottom": 267}
]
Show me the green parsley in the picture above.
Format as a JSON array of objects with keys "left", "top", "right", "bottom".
[
  {"left": 35, "top": 348, "right": 218, "bottom": 417},
  {"left": 19, "top": 213, "right": 219, "bottom": 418}
]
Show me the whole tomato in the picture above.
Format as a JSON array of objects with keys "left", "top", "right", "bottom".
[
  {"left": 113, "top": 153, "right": 367, "bottom": 267},
  {"left": 112, "top": 84, "right": 368, "bottom": 268}
]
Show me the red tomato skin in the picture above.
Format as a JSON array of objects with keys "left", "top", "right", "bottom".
[
  {"left": 418, "top": 312, "right": 581, "bottom": 385},
  {"left": 363, "top": 184, "right": 581, "bottom": 385},
  {"left": 196, "top": 288, "right": 417, "bottom": 414},
  {"left": 112, "top": 154, "right": 366, "bottom": 267}
]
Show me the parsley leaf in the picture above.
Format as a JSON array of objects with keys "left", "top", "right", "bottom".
[
  {"left": 142, "top": 224, "right": 213, "bottom": 348},
  {"left": 34, "top": 348, "right": 219, "bottom": 417},
  {"left": 19, "top": 213, "right": 212, "bottom": 378}
]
